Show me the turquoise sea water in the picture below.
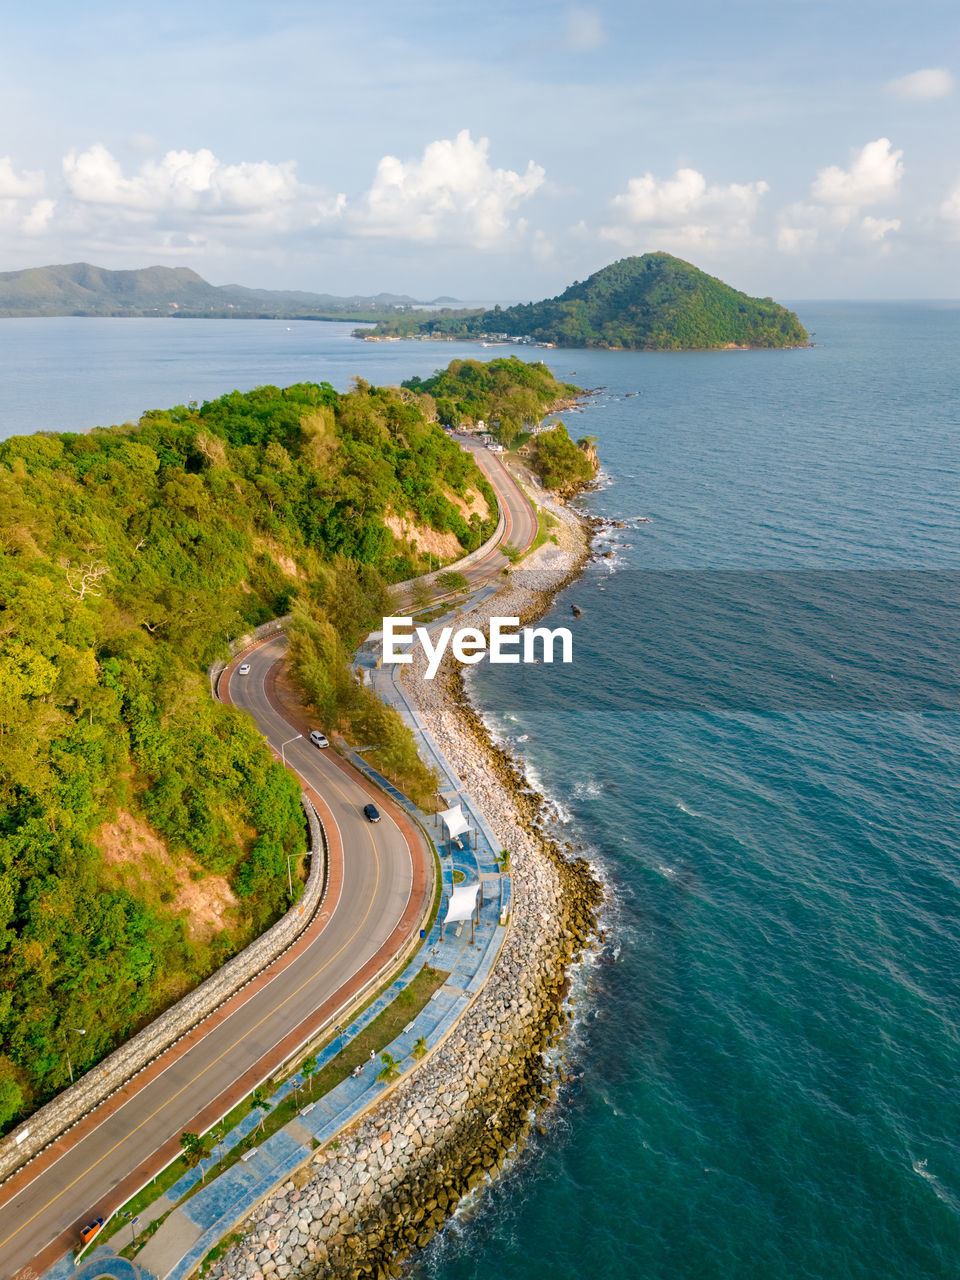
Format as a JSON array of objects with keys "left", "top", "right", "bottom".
[
  {"left": 426, "top": 305, "right": 960, "bottom": 1280},
  {"left": 3, "top": 307, "right": 959, "bottom": 1278}
]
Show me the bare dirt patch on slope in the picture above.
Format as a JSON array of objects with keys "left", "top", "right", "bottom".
[
  {"left": 385, "top": 512, "right": 463, "bottom": 561},
  {"left": 96, "top": 808, "right": 239, "bottom": 942}
]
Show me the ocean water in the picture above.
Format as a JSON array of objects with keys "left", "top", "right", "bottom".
[
  {"left": 425, "top": 304, "right": 960, "bottom": 1280},
  {"left": 3, "top": 306, "right": 960, "bottom": 1278},
  {"left": 0, "top": 317, "right": 534, "bottom": 438}
]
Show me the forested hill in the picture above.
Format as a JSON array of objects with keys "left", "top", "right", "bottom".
[
  {"left": 361, "top": 254, "right": 809, "bottom": 350},
  {"left": 0, "top": 262, "right": 447, "bottom": 318},
  {"left": 0, "top": 369, "right": 499, "bottom": 1132},
  {"left": 403, "top": 355, "right": 580, "bottom": 438}
]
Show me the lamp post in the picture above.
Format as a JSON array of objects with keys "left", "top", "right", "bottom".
[
  {"left": 286, "top": 854, "right": 299, "bottom": 900},
  {"left": 336, "top": 1023, "right": 345, "bottom": 1053},
  {"left": 130, "top": 1215, "right": 140, "bottom": 1250},
  {"left": 280, "top": 733, "right": 302, "bottom": 768},
  {"left": 65, "top": 1027, "right": 86, "bottom": 1085}
]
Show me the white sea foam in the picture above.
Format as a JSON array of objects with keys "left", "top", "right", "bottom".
[
  {"left": 911, "top": 1157, "right": 960, "bottom": 1212},
  {"left": 676, "top": 800, "right": 702, "bottom": 818}
]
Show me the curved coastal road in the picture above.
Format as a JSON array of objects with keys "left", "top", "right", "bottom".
[
  {"left": 0, "top": 438, "right": 537, "bottom": 1280},
  {"left": 455, "top": 438, "right": 538, "bottom": 580},
  {"left": 0, "top": 641, "right": 425, "bottom": 1280}
]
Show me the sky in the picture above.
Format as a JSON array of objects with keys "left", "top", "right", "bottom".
[{"left": 1, "top": 0, "right": 959, "bottom": 300}]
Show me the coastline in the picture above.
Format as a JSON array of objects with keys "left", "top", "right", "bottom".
[
  {"left": 203, "top": 484, "right": 605, "bottom": 1280},
  {"left": 358, "top": 332, "right": 812, "bottom": 353}
]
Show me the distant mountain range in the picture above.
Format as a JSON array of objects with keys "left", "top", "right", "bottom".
[
  {"left": 360, "top": 253, "right": 809, "bottom": 351},
  {"left": 0, "top": 263, "right": 457, "bottom": 319}
]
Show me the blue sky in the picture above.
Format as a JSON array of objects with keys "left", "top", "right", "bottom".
[{"left": 1, "top": 0, "right": 958, "bottom": 299}]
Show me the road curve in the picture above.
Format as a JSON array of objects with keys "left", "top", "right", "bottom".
[
  {"left": 455, "top": 438, "right": 538, "bottom": 582},
  {"left": 0, "top": 435, "right": 537, "bottom": 1279},
  {"left": 0, "top": 640, "right": 427, "bottom": 1280}
]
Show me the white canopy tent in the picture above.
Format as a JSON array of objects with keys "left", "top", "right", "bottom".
[
  {"left": 439, "top": 805, "right": 470, "bottom": 842},
  {"left": 442, "top": 882, "right": 481, "bottom": 941},
  {"left": 445, "top": 882, "right": 480, "bottom": 924}
]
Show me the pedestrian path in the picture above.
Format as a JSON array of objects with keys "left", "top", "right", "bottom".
[
  {"left": 56, "top": 636, "right": 510, "bottom": 1280},
  {"left": 43, "top": 1245, "right": 159, "bottom": 1280}
]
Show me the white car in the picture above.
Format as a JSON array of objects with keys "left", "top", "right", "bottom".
[
  {"left": 309, "top": 730, "right": 329, "bottom": 748},
  {"left": 237, "top": 663, "right": 251, "bottom": 676}
]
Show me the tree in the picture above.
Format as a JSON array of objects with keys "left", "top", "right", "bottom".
[
  {"left": 298, "top": 1053, "right": 318, "bottom": 1101},
  {"left": 0, "top": 1073, "right": 23, "bottom": 1130},
  {"left": 437, "top": 570, "right": 468, "bottom": 593},
  {"left": 531, "top": 424, "right": 594, "bottom": 493},
  {"left": 412, "top": 1037, "right": 428, "bottom": 1061},
  {"left": 410, "top": 577, "right": 432, "bottom": 612},
  {"left": 179, "top": 1131, "right": 210, "bottom": 1170},
  {"left": 376, "top": 1052, "right": 401, "bottom": 1083},
  {"left": 250, "top": 1087, "right": 272, "bottom": 1133}
]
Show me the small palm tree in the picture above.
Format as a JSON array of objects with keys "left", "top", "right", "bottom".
[
  {"left": 376, "top": 1052, "right": 401, "bottom": 1083},
  {"left": 179, "top": 1131, "right": 209, "bottom": 1170},
  {"left": 495, "top": 849, "right": 511, "bottom": 873},
  {"left": 412, "top": 1037, "right": 428, "bottom": 1061},
  {"left": 299, "top": 1054, "right": 318, "bottom": 1101},
  {"left": 251, "top": 1087, "right": 271, "bottom": 1133}
]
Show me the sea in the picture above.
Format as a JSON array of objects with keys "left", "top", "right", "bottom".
[{"left": 3, "top": 306, "right": 960, "bottom": 1279}]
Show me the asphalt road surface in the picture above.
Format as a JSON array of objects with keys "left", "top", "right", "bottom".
[{"left": 456, "top": 439, "right": 538, "bottom": 580}]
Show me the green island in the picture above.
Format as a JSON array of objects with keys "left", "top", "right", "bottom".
[
  {"left": 357, "top": 252, "right": 809, "bottom": 351},
  {"left": 0, "top": 358, "right": 576, "bottom": 1133}
]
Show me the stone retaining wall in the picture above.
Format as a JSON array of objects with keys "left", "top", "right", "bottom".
[{"left": 0, "top": 796, "right": 327, "bottom": 1186}]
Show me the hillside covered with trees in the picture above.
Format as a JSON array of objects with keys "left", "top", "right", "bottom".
[
  {"left": 362, "top": 254, "right": 809, "bottom": 351},
  {"left": 403, "top": 356, "right": 580, "bottom": 446},
  {"left": 0, "top": 370, "right": 497, "bottom": 1131},
  {"left": 0, "top": 262, "right": 446, "bottom": 319}
]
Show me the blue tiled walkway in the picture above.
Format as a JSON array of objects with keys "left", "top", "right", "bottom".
[{"left": 43, "top": 1246, "right": 158, "bottom": 1280}]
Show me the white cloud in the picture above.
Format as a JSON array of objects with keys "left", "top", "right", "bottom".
[
  {"left": 21, "top": 198, "right": 56, "bottom": 235},
  {"left": 886, "top": 68, "right": 954, "bottom": 101},
  {"left": 349, "top": 130, "right": 545, "bottom": 248},
  {"left": 0, "top": 156, "right": 44, "bottom": 200},
  {"left": 811, "top": 138, "right": 903, "bottom": 208},
  {"left": 860, "top": 215, "right": 900, "bottom": 242},
  {"left": 63, "top": 144, "right": 301, "bottom": 218},
  {"left": 564, "top": 6, "right": 607, "bottom": 51},
  {"left": 777, "top": 141, "right": 904, "bottom": 256},
  {"left": 777, "top": 223, "right": 819, "bottom": 255},
  {"left": 600, "top": 166, "right": 769, "bottom": 253}
]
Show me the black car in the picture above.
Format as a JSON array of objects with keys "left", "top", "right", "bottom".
[{"left": 363, "top": 803, "right": 381, "bottom": 823}]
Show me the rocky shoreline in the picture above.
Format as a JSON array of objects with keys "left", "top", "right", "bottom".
[{"left": 204, "top": 488, "right": 604, "bottom": 1280}]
